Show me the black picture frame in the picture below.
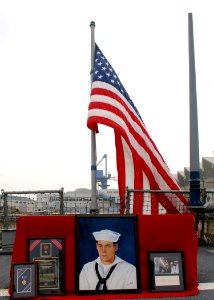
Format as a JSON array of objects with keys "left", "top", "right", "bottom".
[
  {"left": 10, "top": 262, "right": 38, "bottom": 299},
  {"left": 28, "top": 237, "right": 65, "bottom": 295},
  {"left": 75, "top": 214, "right": 141, "bottom": 294},
  {"left": 149, "top": 252, "right": 185, "bottom": 292}
]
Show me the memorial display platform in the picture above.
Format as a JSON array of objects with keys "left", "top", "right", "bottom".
[{"left": 10, "top": 214, "right": 199, "bottom": 299}]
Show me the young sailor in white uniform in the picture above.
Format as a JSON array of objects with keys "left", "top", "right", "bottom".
[{"left": 79, "top": 229, "right": 137, "bottom": 291}]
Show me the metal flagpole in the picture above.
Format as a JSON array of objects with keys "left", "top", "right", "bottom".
[
  {"left": 90, "top": 21, "right": 98, "bottom": 213},
  {"left": 188, "top": 13, "right": 203, "bottom": 207}
]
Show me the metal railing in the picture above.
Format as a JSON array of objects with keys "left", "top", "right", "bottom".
[
  {"left": 1, "top": 188, "right": 214, "bottom": 247},
  {"left": 0, "top": 188, "right": 64, "bottom": 230},
  {"left": 0, "top": 189, "right": 121, "bottom": 231},
  {"left": 126, "top": 188, "right": 214, "bottom": 246},
  {"left": 125, "top": 189, "right": 191, "bottom": 214}
]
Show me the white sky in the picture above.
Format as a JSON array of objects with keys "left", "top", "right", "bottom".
[{"left": 0, "top": 0, "right": 214, "bottom": 192}]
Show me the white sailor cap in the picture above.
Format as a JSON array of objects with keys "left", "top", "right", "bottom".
[{"left": 92, "top": 229, "right": 121, "bottom": 242}]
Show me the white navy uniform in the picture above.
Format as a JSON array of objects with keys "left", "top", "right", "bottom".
[{"left": 79, "top": 255, "right": 137, "bottom": 290}]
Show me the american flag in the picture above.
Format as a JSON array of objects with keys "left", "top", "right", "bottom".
[{"left": 87, "top": 44, "right": 188, "bottom": 214}]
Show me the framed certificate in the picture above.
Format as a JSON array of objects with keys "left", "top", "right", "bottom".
[
  {"left": 149, "top": 252, "right": 185, "bottom": 292},
  {"left": 28, "top": 238, "right": 64, "bottom": 295},
  {"left": 75, "top": 215, "right": 141, "bottom": 294},
  {"left": 10, "top": 262, "right": 37, "bottom": 299}
]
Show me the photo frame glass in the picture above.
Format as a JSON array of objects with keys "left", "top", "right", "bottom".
[
  {"left": 28, "top": 238, "right": 64, "bottom": 295},
  {"left": 76, "top": 215, "right": 140, "bottom": 294},
  {"left": 149, "top": 252, "right": 185, "bottom": 292},
  {"left": 11, "top": 262, "right": 37, "bottom": 299}
]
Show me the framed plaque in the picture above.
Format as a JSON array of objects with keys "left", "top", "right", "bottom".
[
  {"left": 75, "top": 215, "right": 141, "bottom": 294},
  {"left": 10, "top": 262, "right": 37, "bottom": 299},
  {"left": 28, "top": 238, "right": 64, "bottom": 295},
  {"left": 149, "top": 252, "right": 185, "bottom": 292}
]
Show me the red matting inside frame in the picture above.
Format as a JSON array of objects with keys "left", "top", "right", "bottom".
[{"left": 11, "top": 214, "right": 199, "bottom": 299}]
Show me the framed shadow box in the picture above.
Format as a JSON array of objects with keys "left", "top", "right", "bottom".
[
  {"left": 149, "top": 252, "right": 185, "bottom": 292},
  {"left": 10, "top": 262, "right": 37, "bottom": 299},
  {"left": 75, "top": 214, "right": 141, "bottom": 295},
  {"left": 28, "top": 238, "right": 64, "bottom": 295}
]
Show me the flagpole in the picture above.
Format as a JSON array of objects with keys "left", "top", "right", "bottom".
[
  {"left": 90, "top": 21, "right": 98, "bottom": 213},
  {"left": 188, "top": 13, "right": 203, "bottom": 207}
]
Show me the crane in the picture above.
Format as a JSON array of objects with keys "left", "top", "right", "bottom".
[{"left": 96, "top": 154, "right": 112, "bottom": 189}]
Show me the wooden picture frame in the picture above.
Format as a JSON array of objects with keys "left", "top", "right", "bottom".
[
  {"left": 75, "top": 214, "right": 141, "bottom": 294},
  {"left": 10, "top": 262, "right": 38, "bottom": 299},
  {"left": 28, "top": 237, "right": 65, "bottom": 295},
  {"left": 149, "top": 252, "right": 185, "bottom": 292}
]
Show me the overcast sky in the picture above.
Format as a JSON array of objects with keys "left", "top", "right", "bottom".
[{"left": 0, "top": 0, "right": 214, "bottom": 192}]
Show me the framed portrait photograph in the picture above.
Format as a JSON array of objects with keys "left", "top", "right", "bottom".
[
  {"left": 149, "top": 252, "right": 185, "bottom": 292},
  {"left": 10, "top": 262, "right": 37, "bottom": 299},
  {"left": 75, "top": 215, "right": 141, "bottom": 294},
  {"left": 28, "top": 238, "right": 64, "bottom": 295}
]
